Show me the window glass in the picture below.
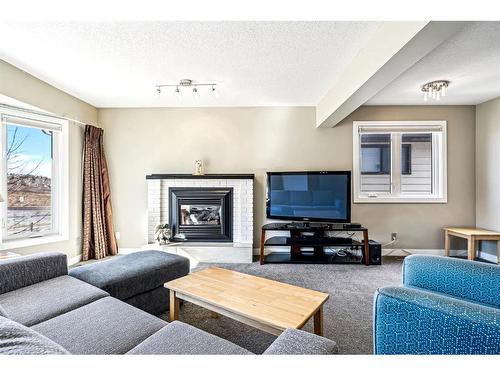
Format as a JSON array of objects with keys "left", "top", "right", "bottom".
[
  {"left": 400, "top": 133, "right": 432, "bottom": 193},
  {"left": 6, "top": 123, "right": 54, "bottom": 239},
  {"left": 401, "top": 144, "right": 411, "bottom": 175},
  {"left": 360, "top": 134, "right": 391, "bottom": 193}
]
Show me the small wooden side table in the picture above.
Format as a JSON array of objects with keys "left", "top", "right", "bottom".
[{"left": 444, "top": 227, "right": 500, "bottom": 263}]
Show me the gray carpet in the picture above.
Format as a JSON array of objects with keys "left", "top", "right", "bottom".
[{"left": 161, "top": 257, "right": 403, "bottom": 354}]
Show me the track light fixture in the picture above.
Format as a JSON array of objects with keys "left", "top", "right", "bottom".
[
  {"left": 211, "top": 85, "right": 219, "bottom": 99},
  {"left": 155, "top": 79, "right": 218, "bottom": 99}
]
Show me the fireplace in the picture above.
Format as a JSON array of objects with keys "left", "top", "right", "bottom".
[
  {"left": 147, "top": 174, "right": 253, "bottom": 262},
  {"left": 169, "top": 187, "right": 233, "bottom": 242}
]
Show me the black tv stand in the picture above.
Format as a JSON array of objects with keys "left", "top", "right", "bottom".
[{"left": 259, "top": 222, "right": 370, "bottom": 265}]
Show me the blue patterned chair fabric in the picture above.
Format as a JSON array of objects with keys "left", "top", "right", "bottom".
[{"left": 374, "top": 255, "right": 500, "bottom": 355}]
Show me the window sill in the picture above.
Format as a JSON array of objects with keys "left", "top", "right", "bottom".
[
  {"left": 0, "top": 234, "right": 69, "bottom": 250},
  {"left": 355, "top": 196, "right": 447, "bottom": 204}
]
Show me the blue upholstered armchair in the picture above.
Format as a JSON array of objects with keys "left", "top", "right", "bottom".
[{"left": 374, "top": 255, "right": 500, "bottom": 354}]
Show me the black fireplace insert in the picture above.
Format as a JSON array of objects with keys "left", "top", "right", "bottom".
[{"left": 169, "top": 187, "right": 233, "bottom": 242}]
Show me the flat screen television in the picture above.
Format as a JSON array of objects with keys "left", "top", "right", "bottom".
[{"left": 266, "top": 171, "right": 351, "bottom": 223}]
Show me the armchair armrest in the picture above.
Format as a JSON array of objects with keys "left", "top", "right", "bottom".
[
  {"left": 374, "top": 286, "right": 500, "bottom": 355},
  {"left": 0, "top": 252, "right": 68, "bottom": 294},
  {"left": 263, "top": 328, "right": 338, "bottom": 355},
  {"left": 403, "top": 255, "right": 500, "bottom": 308}
]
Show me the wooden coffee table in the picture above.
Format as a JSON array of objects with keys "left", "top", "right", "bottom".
[{"left": 165, "top": 267, "right": 329, "bottom": 336}]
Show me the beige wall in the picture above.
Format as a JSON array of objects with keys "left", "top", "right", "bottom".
[
  {"left": 476, "top": 97, "right": 500, "bottom": 234},
  {"left": 346, "top": 106, "right": 475, "bottom": 250},
  {"left": 0, "top": 59, "right": 97, "bottom": 259},
  {"left": 98, "top": 105, "right": 476, "bottom": 251},
  {"left": 0, "top": 57, "right": 478, "bottom": 257}
]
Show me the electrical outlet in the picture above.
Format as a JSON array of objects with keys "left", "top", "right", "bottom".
[
  {"left": 391, "top": 232, "right": 397, "bottom": 241},
  {"left": 115, "top": 232, "right": 121, "bottom": 240}
]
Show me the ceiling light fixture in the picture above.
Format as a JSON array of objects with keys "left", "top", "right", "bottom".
[
  {"left": 155, "top": 79, "right": 218, "bottom": 99},
  {"left": 421, "top": 80, "right": 450, "bottom": 102}
]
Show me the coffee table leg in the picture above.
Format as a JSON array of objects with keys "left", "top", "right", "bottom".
[
  {"left": 313, "top": 306, "right": 324, "bottom": 336},
  {"left": 169, "top": 290, "right": 180, "bottom": 321},
  {"left": 467, "top": 236, "right": 476, "bottom": 261}
]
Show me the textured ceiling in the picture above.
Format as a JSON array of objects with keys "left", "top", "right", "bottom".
[
  {"left": 367, "top": 21, "right": 500, "bottom": 106},
  {"left": 0, "top": 21, "right": 381, "bottom": 107}
]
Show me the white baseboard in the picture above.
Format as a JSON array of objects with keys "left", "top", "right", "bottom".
[
  {"left": 68, "top": 254, "right": 82, "bottom": 266},
  {"left": 117, "top": 247, "right": 139, "bottom": 255},
  {"left": 382, "top": 248, "right": 450, "bottom": 256},
  {"left": 253, "top": 246, "right": 498, "bottom": 263},
  {"left": 475, "top": 251, "right": 498, "bottom": 263},
  {"left": 255, "top": 247, "right": 464, "bottom": 257},
  {"left": 382, "top": 248, "right": 498, "bottom": 263}
]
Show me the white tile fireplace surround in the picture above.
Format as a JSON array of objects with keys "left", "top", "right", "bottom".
[{"left": 145, "top": 174, "right": 254, "bottom": 264}]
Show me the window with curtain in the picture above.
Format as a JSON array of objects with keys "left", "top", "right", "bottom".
[{"left": 353, "top": 121, "right": 447, "bottom": 203}]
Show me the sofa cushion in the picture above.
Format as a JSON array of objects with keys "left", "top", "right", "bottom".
[
  {"left": 0, "top": 275, "right": 108, "bottom": 327},
  {"left": 69, "top": 251, "right": 190, "bottom": 301},
  {"left": 32, "top": 296, "right": 167, "bottom": 354},
  {"left": 0, "top": 316, "right": 69, "bottom": 355},
  {"left": 263, "top": 328, "right": 338, "bottom": 355},
  {"left": 123, "top": 286, "right": 169, "bottom": 315},
  {"left": 127, "top": 321, "right": 252, "bottom": 355},
  {"left": 0, "top": 252, "right": 68, "bottom": 294},
  {"left": 0, "top": 304, "right": 8, "bottom": 318}
]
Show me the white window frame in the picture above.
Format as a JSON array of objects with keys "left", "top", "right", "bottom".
[
  {"left": 353, "top": 121, "right": 447, "bottom": 203},
  {"left": 0, "top": 107, "right": 69, "bottom": 249}
]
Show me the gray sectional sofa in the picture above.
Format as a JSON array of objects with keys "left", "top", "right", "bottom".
[{"left": 0, "top": 252, "right": 337, "bottom": 355}]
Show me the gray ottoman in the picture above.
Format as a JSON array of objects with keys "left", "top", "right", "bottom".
[{"left": 69, "top": 251, "right": 189, "bottom": 315}]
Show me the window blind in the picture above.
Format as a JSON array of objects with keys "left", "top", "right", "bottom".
[
  {"left": 2, "top": 114, "right": 63, "bottom": 132},
  {"left": 357, "top": 124, "right": 443, "bottom": 134}
]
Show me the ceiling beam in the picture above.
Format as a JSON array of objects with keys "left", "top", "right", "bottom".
[{"left": 316, "top": 21, "right": 468, "bottom": 128}]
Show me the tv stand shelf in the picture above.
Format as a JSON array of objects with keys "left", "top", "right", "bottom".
[
  {"left": 260, "top": 222, "right": 370, "bottom": 265},
  {"left": 265, "top": 236, "right": 358, "bottom": 247}
]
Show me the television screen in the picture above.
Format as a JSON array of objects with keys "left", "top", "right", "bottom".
[{"left": 266, "top": 171, "right": 351, "bottom": 223}]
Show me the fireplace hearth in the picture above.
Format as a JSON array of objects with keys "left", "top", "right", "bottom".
[{"left": 169, "top": 187, "right": 233, "bottom": 242}]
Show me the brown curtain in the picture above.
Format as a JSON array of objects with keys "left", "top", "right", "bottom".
[{"left": 82, "top": 125, "right": 118, "bottom": 260}]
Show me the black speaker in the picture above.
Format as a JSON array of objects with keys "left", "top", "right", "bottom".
[{"left": 364, "top": 240, "right": 382, "bottom": 265}]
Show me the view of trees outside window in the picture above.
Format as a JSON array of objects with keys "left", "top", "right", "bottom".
[{"left": 6, "top": 124, "right": 53, "bottom": 239}]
